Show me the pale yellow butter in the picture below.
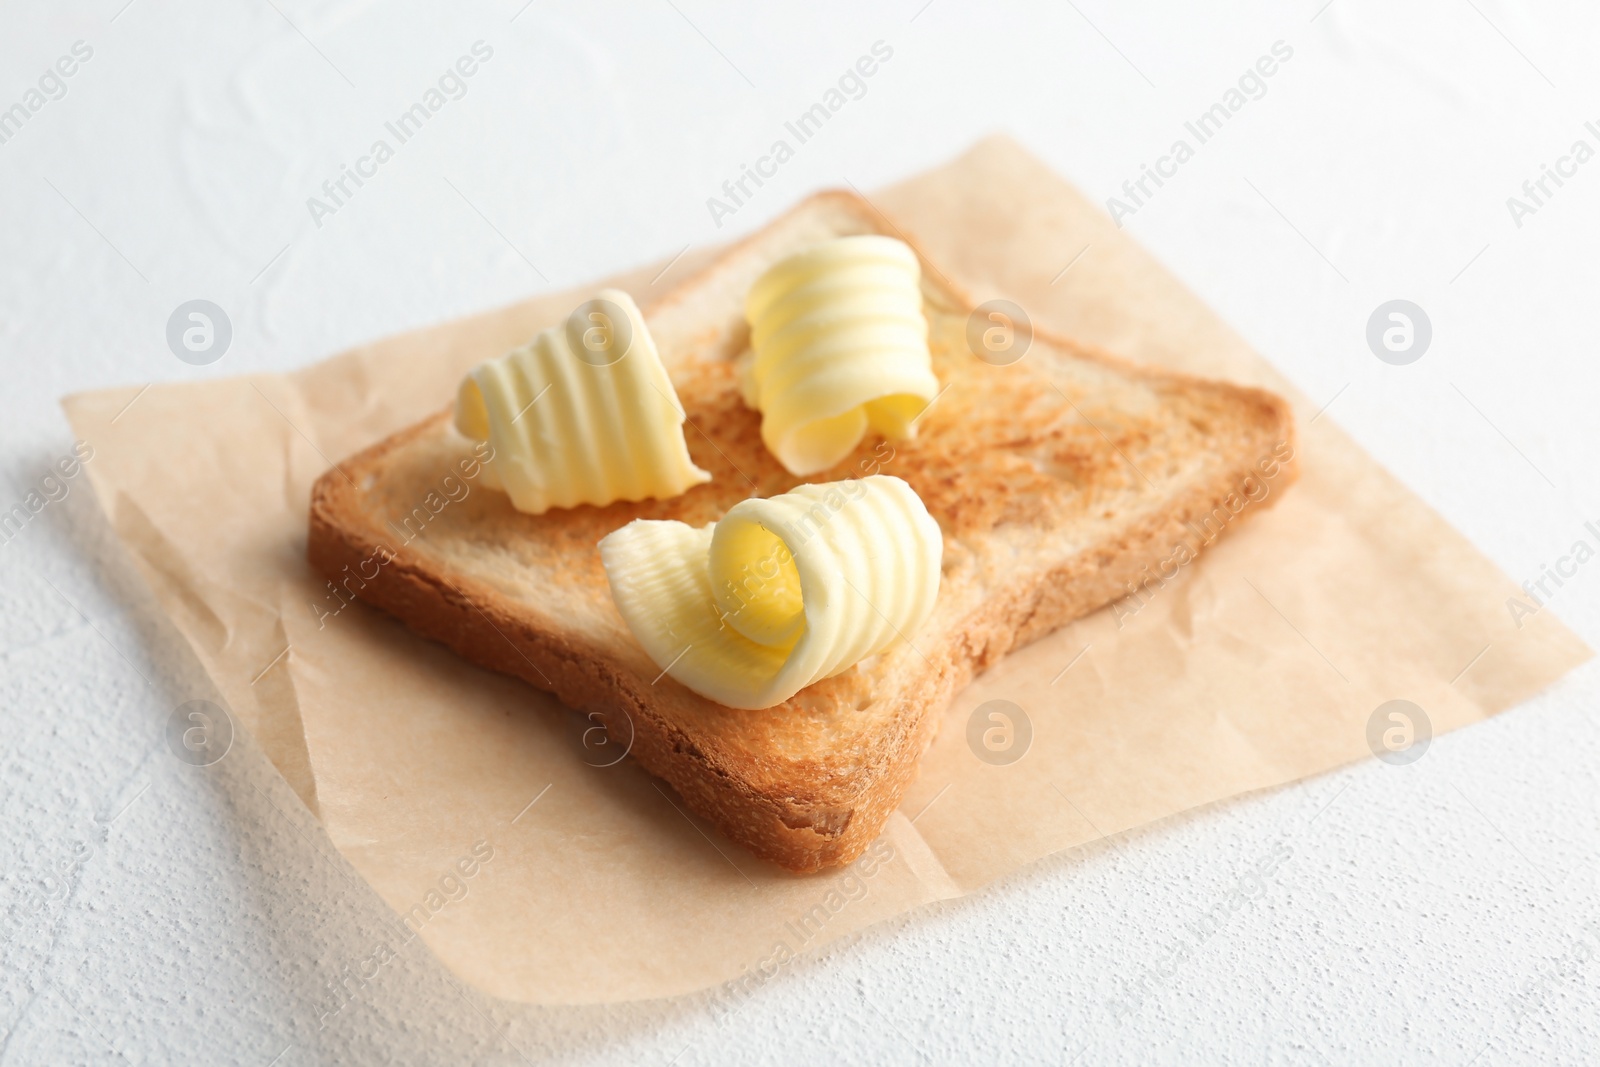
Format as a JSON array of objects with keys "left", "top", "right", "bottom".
[
  {"left": 743, "top": 235, "right": 940, "bottom": 476},
  {"left": 454, "top": 289, "right": 710, "bottom": 514},
  {"left": 599, "top": 475, "right": 942, "bottom": 710}
]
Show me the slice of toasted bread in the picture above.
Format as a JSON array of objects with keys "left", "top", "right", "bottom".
[{"left": 307, "top": 191, "right": 1297, "bottom": 873}]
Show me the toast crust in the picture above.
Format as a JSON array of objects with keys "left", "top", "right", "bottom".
[{"left": 308, "top": 191, "right": 1298, "bottom": 873}]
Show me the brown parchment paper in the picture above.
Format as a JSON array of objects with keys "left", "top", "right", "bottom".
[{"left": 64, "top": 136, "right": 1590, "bottom": 1004}]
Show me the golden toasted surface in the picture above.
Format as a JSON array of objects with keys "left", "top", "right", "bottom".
[{"left": 309, "top": 192, "right": 1297, "bottom": 871}]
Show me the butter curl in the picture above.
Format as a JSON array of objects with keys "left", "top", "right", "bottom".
[
  {"left": 455, "top": 289, "right": 709, "bottom": 514},
  {"left": 743, "top": 236, "right": 940, "bottom": 476},
  {"left": 599, "top": 475, "right": 943, "bottom": 709}
]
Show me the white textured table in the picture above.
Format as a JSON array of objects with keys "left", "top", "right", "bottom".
[{"left": 3, "top": 2, "right": 1597, "bottom": 1064}]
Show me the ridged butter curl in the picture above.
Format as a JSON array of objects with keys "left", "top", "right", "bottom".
[
  {"left": 743, "top": 236, "right": 940, "bottom": 476},
  {"left": 599, "top": 475, "right": 943, "bottom": 710},
  {"left": 454, "top": 289, "right": 710, "bottom": 514}
]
